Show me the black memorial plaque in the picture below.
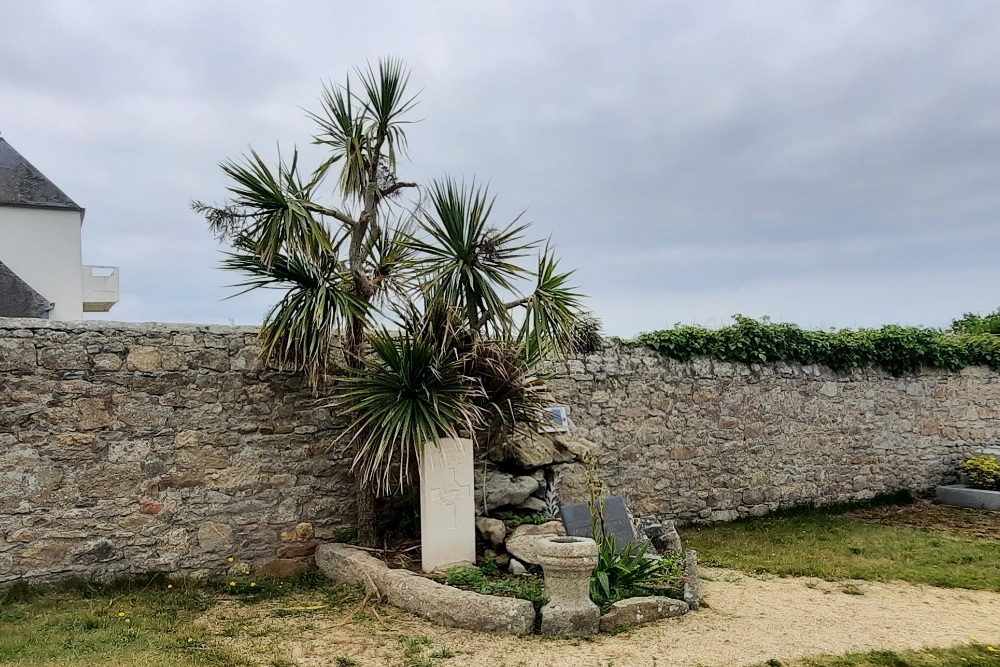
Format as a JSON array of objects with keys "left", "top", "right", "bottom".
[
  {"left": 559, "top": 495, "right": 636, "bottom": 552},
  {"left": 559, "top": 501, "right": 593, "bottom": 539}
]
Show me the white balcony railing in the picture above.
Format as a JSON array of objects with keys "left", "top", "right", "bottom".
[{"left": 82, "top": 265, "right": 119, "bottom": 312}]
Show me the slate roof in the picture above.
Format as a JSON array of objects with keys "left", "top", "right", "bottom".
[
  {"left": 0, "top": 259, "right": 51, "bottom": 318},
  {"left": 0, "top": 136, "right": 82, "bottom": 211}
]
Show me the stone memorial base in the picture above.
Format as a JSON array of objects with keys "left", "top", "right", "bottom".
[{"left": 537, "top": 535, "right": 600, "bottom": 637}]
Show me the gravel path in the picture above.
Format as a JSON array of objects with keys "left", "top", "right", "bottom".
[{"left": 217, "top": 569, "right": 1000, "bottom": 667}]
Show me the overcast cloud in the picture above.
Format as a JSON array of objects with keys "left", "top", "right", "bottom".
[{"left": 3, "top": 0, "right": 1000, "bottom": 336}]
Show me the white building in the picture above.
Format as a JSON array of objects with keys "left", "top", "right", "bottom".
[{"left": 0, "top": 135, "right": 118, "bottom": 319}]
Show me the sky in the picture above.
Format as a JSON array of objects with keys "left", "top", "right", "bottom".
[{"left": 3, "top": 1, "right": 1000, "bottom": 337}]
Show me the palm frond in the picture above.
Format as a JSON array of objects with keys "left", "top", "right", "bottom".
[
  {"left": 215, "top": 148, "right": 333, "bottom": 267},
  {"left": 338, "top": 328, "right": 482, "bottom": 493},
  {"left": 518, "top": 244, "right": 586, "bottom": 363},
  {"left": 222, "top": 246, "right": 367, "bottom": 387},
  {"left": 357, "top": 56, "right": 419, "bottom": 167},
  {"left": 465, "top": 337, "right": 551, "bottom": 453},
  {"left": 364, "top": 215, "right": 418, "bottom": 305},
  {"left": 409, "top": 178, "right": 536, "bottom": 328},
  {"left": 310, "top": 78, "right": 369, "bottom": 201}
]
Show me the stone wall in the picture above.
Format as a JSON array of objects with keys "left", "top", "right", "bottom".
[
  {"left": 0, "top": 319, "right": 353, "bottom": 584},
  {"left": 3, "top": 320, "right": 998, "bottom": 583},
  {"left": 546, "top": 346, "right": 998, "bottom": 522}
]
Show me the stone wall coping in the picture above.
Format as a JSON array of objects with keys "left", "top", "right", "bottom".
[
  {"left": 0, "top": 317, "right": 260, "bottom": 335},
  {"left": 2, "top": 318, "right": 997, "bottom": 379}
]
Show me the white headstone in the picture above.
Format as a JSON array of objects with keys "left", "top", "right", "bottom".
[{"left": 420, "top": 437, "right": 476, "bottom": 572}]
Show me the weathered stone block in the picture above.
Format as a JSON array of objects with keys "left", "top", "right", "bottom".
[
  {"left": 0, "top": 339, "right": 35, "bottom": 371},
  {"left": 475, "top": 517, "right": 506, "bottom": 549},
  {"left": 127, "top": 345, "right": 162, "bottom": 372},
  {"left": 92, "top": 354, "right": 122, "bottom": 371},
  {"left": 474, "top": 467, "right": 539, "bottom": 512},
  {"left": 280, "top": 522, "right": 315, "bottom": 542},
  {"left": 197, "top": 522, "right": 233, "bottom": 551},
  {"left": 139, "top": 498, "right": 164, "bottom": 515},
  {"left": 316, "top": 544, "right": 535, "bottom": 635},
  {"left": 19, "top": 544, "right": 68, "bottom": 567},
  {"left": 599, "top": 596, "right": 688, "bottom": 631}
]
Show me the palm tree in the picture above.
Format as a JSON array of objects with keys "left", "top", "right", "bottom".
[
  {"left": 193, "top": 57, "right": 589, "bottom": 546},
  {"left": 340, "top": 178, "right": 585, "bottom": 492}
]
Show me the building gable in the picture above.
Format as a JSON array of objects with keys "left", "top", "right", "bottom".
[{"left": 0, "top": 136, "right": 82, "bottom": 212}]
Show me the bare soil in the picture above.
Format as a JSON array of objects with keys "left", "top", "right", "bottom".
[
  {"left": 204, "top": 569, "right": 1000, "bottom": 667},
  {"left": 848, "top": 498, "right": 1000, "bottom": 540}
]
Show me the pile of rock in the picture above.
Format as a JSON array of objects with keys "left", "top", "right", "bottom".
[
  {"left": 475, "top": 432, "right": 596, "bottom": 514},
  {"left": 475, "top": 517, "right": 564, "bottom": 575}
]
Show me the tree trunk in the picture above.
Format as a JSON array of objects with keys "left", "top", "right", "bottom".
[
  {"left": 354, "top": 474, "right": 379, "bottom": 547},
  {"left": 346, "top": 319, "right": 380, "bottom": 547}
]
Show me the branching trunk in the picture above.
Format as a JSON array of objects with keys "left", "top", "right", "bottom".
[
  {"left": 346, "top": 312, "right": 379, "bottom": 547},
  {"left": 348, "top": 152, "right": 384, "bottom": 548}
]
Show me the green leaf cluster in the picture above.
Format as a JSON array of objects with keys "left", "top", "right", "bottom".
[
  {"left": 630, "top": 315, "right": 1000, "bottom": 375},
  {"left": 951, "top": 308, "right": 1000, "bottom": 335},
  {"left": 962, "top": 455, "right": 1000, "bottom": 491},
  {"left": 589, "top": 533, "right": 684, "bottom": 612},
  {"left": 441, "top": 565, "right": 545, "bottom": 604}
]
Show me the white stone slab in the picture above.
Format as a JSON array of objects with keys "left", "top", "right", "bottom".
[{"left": 420, "top": 437, "right": 476, "bottom": 572}]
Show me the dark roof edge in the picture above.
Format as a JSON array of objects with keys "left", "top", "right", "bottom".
[{"left": 0, "top": 201, "right": 85, "bottom": 214}]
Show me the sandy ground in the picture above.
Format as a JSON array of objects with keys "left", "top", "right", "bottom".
[{"left": 208, "top": 569, "right": 1000, "bottom": 667}]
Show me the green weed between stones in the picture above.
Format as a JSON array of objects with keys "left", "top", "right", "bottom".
[{"left": 441, "top": 565, "right": 545, "bottom": 605}]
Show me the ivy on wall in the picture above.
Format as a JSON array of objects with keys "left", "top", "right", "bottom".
[{"left": 626, "top": 315, "right": 1000, "bottom": 376}]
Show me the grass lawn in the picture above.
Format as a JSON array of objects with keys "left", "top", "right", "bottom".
[
  {"left": 0, "top": 573, "right": 362, "bottom": 667},
  {"left": 770, "top": 643, "right": 1000, "bottom": 667},
  {"left": 684, "top": 500, "right": 1000, "bottom": 590}
]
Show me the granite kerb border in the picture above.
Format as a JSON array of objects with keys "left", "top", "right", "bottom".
[{"left": 315, "top": 543, "right": 536, "bottom": 635}]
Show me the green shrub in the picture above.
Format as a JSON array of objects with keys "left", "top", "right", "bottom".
[
  {"left": 630, "top": 315, "right": 1000, "bottom": 376},
  {"left": 951, "top": 308, "right": 1000, "bottom": 335},
  {"left": 962, "top": 455, "right": 1000, "bottom": 491}
]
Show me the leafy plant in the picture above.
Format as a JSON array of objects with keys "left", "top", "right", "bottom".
[
  {"left": 504, "top": 512, "right": 551, "bottom": 528},
  {"left": 542, "top": 472, "right": 562, "bottom": 519},
  {"left": 589, "top": 532, "right": 683, "bottom": 611},
  {"left": 570, "top": 313, "right": 604, "bottom": 354},
  {"left": 441, "top": 565, "right": 544, "bottom": 604},
  {"left": 951, "top": 308, "right": 1000, "bottom": 335},
  {"left": 583, "top": 457, "right": 684, "bottom": 610},
  {"left": 962, "top": 455, "right": 1000, "bottom": 491},
  {"left": 631, "top": 315, "right": 1000, "bottom": 376}
]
